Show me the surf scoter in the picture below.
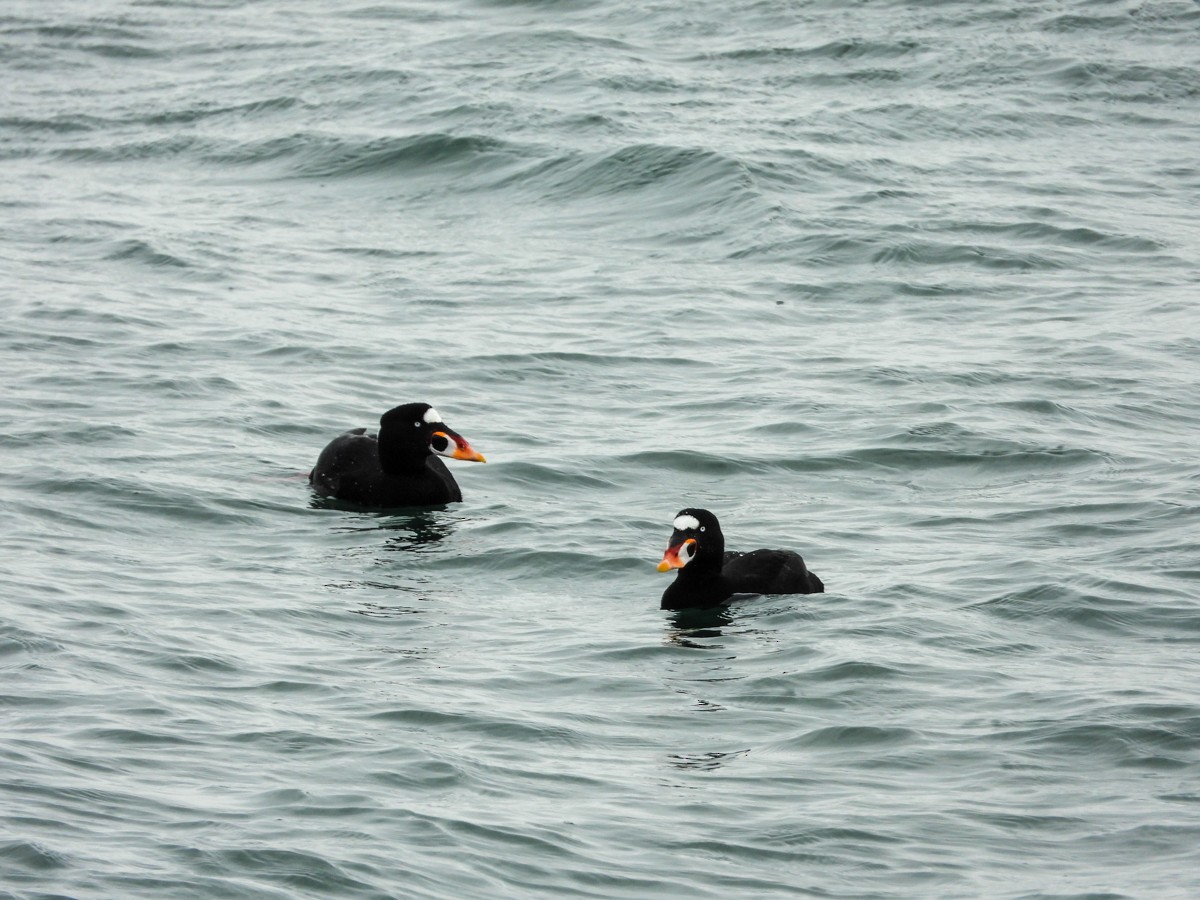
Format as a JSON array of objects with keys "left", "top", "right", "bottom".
[
  {"left": 656, "top": 507, "right": 823, "bottom": 610},
  {"left": 309, "top": 402, "right": 485, "bottom": 508}
]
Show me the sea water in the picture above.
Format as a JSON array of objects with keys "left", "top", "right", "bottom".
[{"left": 2, "top": 1, "right": 1199, "bottom": 897}]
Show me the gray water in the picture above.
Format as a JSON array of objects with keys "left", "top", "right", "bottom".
[{"left": 3, "top": 1, "right": 1200, "bottom": 897}]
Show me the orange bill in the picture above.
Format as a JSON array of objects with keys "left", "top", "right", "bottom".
[
  {"left": 437, "top": 431, "right": 486, "bottom": 463},
  {"left": 657, "top": 538, "right": 696, "bottom": 572}
]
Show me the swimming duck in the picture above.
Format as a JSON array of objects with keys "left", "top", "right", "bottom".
[
  {"left": 657, "top": 507, "right": 823, "bottom": 610},
  {"left": 309, "top": 402, "right": 485, "bottom": 508}
]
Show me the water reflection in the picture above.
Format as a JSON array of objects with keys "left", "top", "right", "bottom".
[
  {"left": 664, "top": 605, "right": 734, "bottom": 648},
  {"left": 349, "top": 588, "right": 433, "bottom": 617},
  {"left": 663, "top": 596, "right": 803, "bottom": 651},
  {"left": 317, "top": 505, "right": 460, "bottom": 554},
  {"left": 315, "top": 507, "right": 462, "bottom": 630},
  {"left": 666, "top": 748, "right": 751, "bottom": 770},
  {"left": 374, "top": 510, "right": 458, "bottom": 553},
  {"left": 336, "top": 581, "right": 443, "bottom": 665}
]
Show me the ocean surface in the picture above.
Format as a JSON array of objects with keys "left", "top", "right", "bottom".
[{"left": 3, "top": 0, "right": 1199, "bottom": 897}]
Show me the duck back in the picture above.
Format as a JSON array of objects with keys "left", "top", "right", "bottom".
[{"left": 310, "top": 429, "right": 461, "bottom": 507}]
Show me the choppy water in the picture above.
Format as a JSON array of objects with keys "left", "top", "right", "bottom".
[{"left": 3, "top": 1, "right": 1200, "bottom": 897}]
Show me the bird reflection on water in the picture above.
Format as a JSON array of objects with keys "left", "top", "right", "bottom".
[
  {"left": 316, "top": 509, "right": 463, "bottom": 622},
  {"left": 664, "top": 604, "right": 735, "bottom": 649},
  {"left": 666, "top": 748, "right": 751, "bottom": 771},
  {"left": 662, "top": 606, "right": 751, "bottom": 772},
  {"left": 310, "top": 500, "right": 461, "bottom": 552},
  {"left": 373, "top": 510, "right": 459, "bottom": 554}
]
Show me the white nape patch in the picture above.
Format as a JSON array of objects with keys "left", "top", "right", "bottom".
[
  {"left": 423, "top": 407, "right": 443, "bottom": 425},
  {"left": 673, "top": 514, "right": 701, "bottom": 532}
]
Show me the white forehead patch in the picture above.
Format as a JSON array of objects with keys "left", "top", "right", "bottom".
[
  {"left": 423, "top": 407, "right": 443, "bottom": 425},
  {"left": 673, "top": 514, "right": 700, "bottom": 531}
]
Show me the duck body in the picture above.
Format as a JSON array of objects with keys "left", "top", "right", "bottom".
[
  {"left": 658, "top": 508, "right": 823, "bottom": 610},
  {"left": 722, "top": 548, "right": 824, "bottom": 596},
  {"left": 310, "top": 428, "right": 464, "bottom": 506},
  {"left": 309, "top": 402, "right": 484, "bottom": 509}
]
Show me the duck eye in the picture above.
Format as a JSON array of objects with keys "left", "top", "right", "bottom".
[
  {"left": 413, "top": 421, "right": 422, "bottom": 428},
  {"left": 700, "top": 526, "right": 706, "bottom": 532}
]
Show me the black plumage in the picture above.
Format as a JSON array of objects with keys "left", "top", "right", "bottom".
[
  {"left": 309, "top": 402, "right": 485, "bottom": 508},
  {"left": 657, "top": 507, "right": 823, "bottom": 610}
]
